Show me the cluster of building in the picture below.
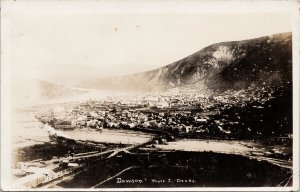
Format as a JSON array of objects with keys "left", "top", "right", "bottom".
[
  {"left": 36, "top": 85, "right": 285, "bottom": 139},
  {"left": 12, "top": 157, "right": 80, "bottom": 188}
]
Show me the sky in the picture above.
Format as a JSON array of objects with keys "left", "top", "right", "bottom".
[{"left": 2, "top": 1, "right": 293, "bottom": 86}]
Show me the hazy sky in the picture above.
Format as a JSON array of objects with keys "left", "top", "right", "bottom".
[{"left": 2, "top": 1, "right": 293, "bottom": 86}]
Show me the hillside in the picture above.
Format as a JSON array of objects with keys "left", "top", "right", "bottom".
[
  {"left": 12, "top": 78, "right": 83, "bottom": 101},
  {"left": 80, "top": 32, "right": 292, "bottom": 91}
]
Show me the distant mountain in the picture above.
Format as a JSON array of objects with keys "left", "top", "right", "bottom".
[
  {"left": 12, "top": 78, "right": 83, "bottom": 101},
  {"left": 79, "top": 32, "right": 292, "bottom": 91}
]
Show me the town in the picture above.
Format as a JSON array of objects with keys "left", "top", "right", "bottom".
[
  {"left": 12, "top": 84, "right": 293, "bottom": 188},
  {"left": 36, "top": 84, "right": 292, "bottom": 140}
]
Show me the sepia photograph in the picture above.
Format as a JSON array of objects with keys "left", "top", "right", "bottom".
[{"left": 1, "top": 0, "right": 300, "bottom": 191}]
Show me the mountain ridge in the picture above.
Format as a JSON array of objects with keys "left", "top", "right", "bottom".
[
  {"left": 12, "top": 78, "right": 84, "bottom": 101},
  {"left": 79, "top": 32, "right": 292, "bottom": 91}
]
